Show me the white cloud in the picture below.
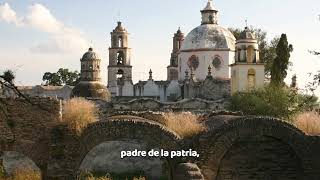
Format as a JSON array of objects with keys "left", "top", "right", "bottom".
[
  {"left": 0, "top": 3, "right": 88, "bottom": 53},
  {"left": 0, "top": 3, "right": 23, "bottom": 26},
  {"left": 26, "top": 3, "right": 62, "bottom": 33}
]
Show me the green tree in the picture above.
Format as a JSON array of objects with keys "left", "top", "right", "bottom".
[
  {"left": 270, "top": 34, "right": 293, "bottom": 86},
  {"left": 228, "top": 27, "right": 279, "bottom": 77},
  {"left": 43, "top": 72, "right": 62, "bottom": 86},
  {"left": 308, "top": 49, "right": 320, "bottom": 92},
  {"left": 42, "top": 68, "right": 80, "bottom": 86},
  {"left": 229, "top": 85, "right": 319, "bottom": 120}
]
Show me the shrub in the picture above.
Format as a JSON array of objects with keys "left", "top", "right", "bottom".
[
  {"left": 62, "top": 98, "right": 98, "bottom": 135},
  {"left": 0, "top": 165, "right": 5, "bottom": 178},
  {"left": 229, "top": 85, "right": 319, "bottom": 121},
  {"left": 294, "top": 111, "right": 320, "bottom": 135},
  {"left": 163, "top": 112, "right": 205, "bottom": 138}
]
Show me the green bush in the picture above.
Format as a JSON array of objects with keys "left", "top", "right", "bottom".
[
  {"left": 0, "top": 164, "right": 5, "bottom": 178},
  {"left": 229, "top": 85, "right": 319, "bottom": 121}
]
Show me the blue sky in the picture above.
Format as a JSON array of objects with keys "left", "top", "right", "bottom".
[{"left": 0, "top": 0, "right": 319, "bottom": 96}]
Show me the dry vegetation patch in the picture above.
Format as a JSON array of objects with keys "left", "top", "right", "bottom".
[
  {"left": 294, "top": 111, "right": 320, "bottom": 136},
  {"left": 62, "top": 98, "right": 98, "bottom": 135},
  {"left": 163, "top": 112, "right": 205, "bottom": 138},
  {"left": 0, "top": 168, "right": 41, "bottom": 180}
]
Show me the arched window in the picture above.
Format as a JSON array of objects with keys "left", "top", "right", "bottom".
[
  {"left": 247, "top": 46, "right": 255, "bottom": 63},
  {"left": 209, "top": 15, "right": 213, "bottom": 23},
  {"left": 118, "top": 36, "right": 123, "bottom": 48},
  {"left": 247, "top": 68, "right": 256, "bottom": 91},
  {"left": 237, "top": 50, "right": 241, "bottom": 62},
  {"left": 117, "top": 69, "right": 124, "bottom": 79},
  {"left": 170, "top": 70, "right": 178, "bottom": 80},
  {"left": 187, "top": 55, "right": 199, "bottom": 70},
  {"left": 117, "top": 51, "right": 125, "bottom": 65},
  {"left": 232, "top": 70, "right": 237, "bottom": 93}
]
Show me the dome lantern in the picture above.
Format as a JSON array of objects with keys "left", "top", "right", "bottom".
[
  {"left": 71, "top": 47, "right": 110, "bottom": 101},
  {"left": 201, "top": 0, "right": 218, "bottom": 25},
  {"left": 239, "top": 27, "right": 256, "bottom": 40}
]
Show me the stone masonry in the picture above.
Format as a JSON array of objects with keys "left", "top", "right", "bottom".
[{"left": 0, "top": 97, "right": 319, "bottom": 180}]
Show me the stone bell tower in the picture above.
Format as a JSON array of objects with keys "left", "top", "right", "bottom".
[
  {"left": 107, "top": 21, "right": 133, "bottom": 96},
  {"left": 230, "top": 27, "right": 265, "bottom": 94},
  {"left": 167, "top": 28, "right": 184, "bottom": 81}
]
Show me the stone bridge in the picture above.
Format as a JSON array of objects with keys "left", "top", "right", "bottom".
[{"left": 0, "top": 98, "right": 320, "bottom": 180}]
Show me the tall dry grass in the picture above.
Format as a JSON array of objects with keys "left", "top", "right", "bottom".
[
  {"left": 78, "top": 171, "right": 146, "bottom": 180},
  {"left": 11, "top": 169, "right": 41, "bottom": 180},
  {"left": 163, "top": 112, "right": 205, "bottom": 138},
  {"left": 0, "top": 168, "right": 41, "bottom": 180},
  {"left": 83, "top": 177, "right": 145, "bottom": 180},
  {"left": 294, "top": 111, "right": 320, "bottom": 135},
  {"left": 62, "top": 98, "right": 98, "bottom": 135}
]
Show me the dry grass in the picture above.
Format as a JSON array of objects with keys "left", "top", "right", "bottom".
[
  {"left": 78, "top": 171, "right": 146, "bottom": 180},
  {"left": 294, "top": 111, "right": 320, "bottom": 135},
  {"left": 0, "top": 168, "right": 41, "bottom": 180},
  {"left": 11, "top": 169, "right": 41, "bottom": 180},
  {"left": 83, "top": 177, "right": 145, "bottom": 180},
  {"left": 62, "top": 98, "right": 98, "bottom": 135},
  {"left": 163, "top": 112, "right": 205, "bottom": 138}
]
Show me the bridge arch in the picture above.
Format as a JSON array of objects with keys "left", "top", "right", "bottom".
[
  {"left": 197, "top": 116, "right": 311, "bottom": 180},
  {"left": 0, "top": 140, "right": 46, "bottom": 178},
  {"left": 74, "top": 118, "right": 182, "bottom": 178}
]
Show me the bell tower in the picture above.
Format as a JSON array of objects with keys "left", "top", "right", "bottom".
[
  {"left": 107, "top": 21, "right": 133, "bottom": 96},
  {"left": 167, "top": 28, "right": 184, "bottom": 81},
  {"left": 231, "top": 27, "right": 265, "bottom": 93}
]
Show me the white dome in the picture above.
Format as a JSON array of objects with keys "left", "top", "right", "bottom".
[{"left": 180, "top": 24, "right": 236, "bottom": 51}]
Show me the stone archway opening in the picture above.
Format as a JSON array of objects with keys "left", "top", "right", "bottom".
[
  {"left": 216, "top": 136, "right": 303, "bottom": 180},
  {"left": 78, "top": 141, "right": 171, "bottom": 180},
  {"left": 75, "top": 119, "right": 182, "bottom": 180},
  {"left": 0, "top": 151, "right": 41, "bottom": 179}
]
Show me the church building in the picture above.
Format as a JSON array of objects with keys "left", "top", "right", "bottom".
[
  {"left": 1, "top": 0, "right": 265, "bottom": 102},
  {"left": 106, "top": 0, "right": 265, "bottom": 102}
]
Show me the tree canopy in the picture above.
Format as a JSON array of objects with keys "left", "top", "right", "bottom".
[
  {"left": 270, "top": 34, "right": 293, "bottom": 86},
  {"left": 42, "top": 68, "right": 80, "bottom": 86},
  {"left": 229, "top": 85, "right": 319, "bottom": 120}
]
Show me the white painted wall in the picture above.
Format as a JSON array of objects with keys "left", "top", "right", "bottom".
[
  {"left": 231, "top": 64, "right": 265, "bottom": 93},
  {"left": 166, "top": 80, "right": 181, "bottom": 99},
  {"left": 143, "top": 80, "right": 159, "bottom": 97},
  {"left": 178, "top": 50, "right": 235, "bottom": 81},
  {"left": 121, "top": 81, "right": 134, "bottom": 96}
]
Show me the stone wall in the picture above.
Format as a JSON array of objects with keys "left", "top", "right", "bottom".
[
  {"left": 103, "top": 98, "right": 229, "bottom": 116},
  {"left": 0, "top": 97, "right": 60, "bottom": 176},
  {"left": 196, "top": 116, "right": 320, "bottom": 180},
  {"left": 79, "top": 141, "right": 164, "bottom": 178},
  {"left": 0, "top": 97, "right": 320, "bottom": 180},
  {"left": 2, "top": 85, "right": 73, "bottom": 100}
]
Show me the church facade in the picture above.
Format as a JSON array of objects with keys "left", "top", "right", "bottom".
[
  {"left": 1, "top": 1, "right": 265, "bottom": 102},
  {"left": 106, "top": 0, "right": 265, "bottom": 102}
]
